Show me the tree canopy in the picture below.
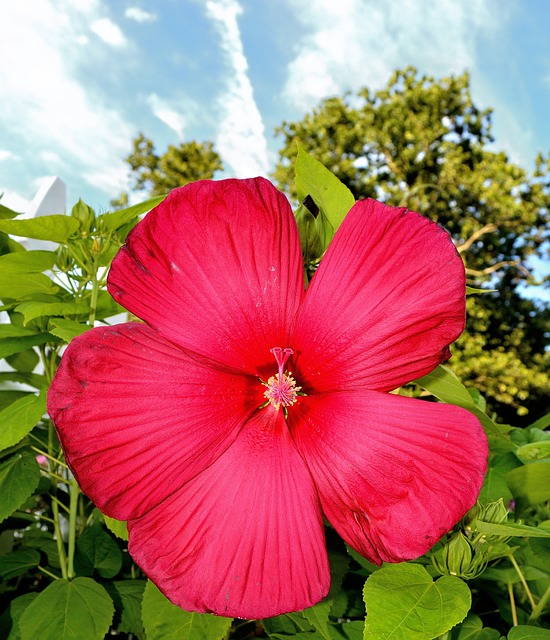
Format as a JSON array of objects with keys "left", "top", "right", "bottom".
[
  {"left": 123, "top": 133, "right": 223, "bottom": 198},
  {"left": 274, "top": 67, "right": 550, "bottom": 422}
]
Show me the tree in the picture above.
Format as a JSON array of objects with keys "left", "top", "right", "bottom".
[
  {"left": 121, "top": 133, "right": 223, "bottom": 198},
  {"left": 274, "top": 67, "right": 550, "bottom": 422}
]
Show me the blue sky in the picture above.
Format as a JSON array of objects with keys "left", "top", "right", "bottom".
[{"left": 1, "top": 0, "right": 549, "bottom": 215}]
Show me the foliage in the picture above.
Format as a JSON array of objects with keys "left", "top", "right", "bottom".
[
  {"left": 0, "top": 151, "right": 549, "bottom": 639},
  {"left": 123, "top": 132, "right": 223, "bottom": 198},
  {"left": 274, "top": 67, "right": 550, "bottom": 422}
]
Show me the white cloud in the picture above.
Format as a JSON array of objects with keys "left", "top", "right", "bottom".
[
  {"left": 0, "top": 3, "right": 132, "bottom": 198},
  {"left": 0, "top": 150, "right": 14, "bottom": 162},
  {"left": 204, "top": 0, "right": 269, "bottom": 177},
  {"left": 282, "top": 0, "right": 501, "bottom": 111},
  {"left": 90, "top": 17, "right": 127, "bottom": 47},
  {"left": 147, "top": 94, "right": 187, "bottom": 139},
  {"left": 125, "top": 7, "right": 157, "bottom": 23}
]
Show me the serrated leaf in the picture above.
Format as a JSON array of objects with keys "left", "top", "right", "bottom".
[
  {"left": 362, "top": 563, "right": 471, "bottom": 640},
  {"left": 0, "top": 453, "right": 41, "bottom": 523},
  {"left": 0, "top": 391, "right": 45, "bottom": 451},
  {"left": 15, "top": 300, "right": 89, "bottom": 324},
  {"left": 100, "top": 195, "right": 165, "bottom": 233},
  {"left": 18, "top": 577, "right": 114, "bottom": 640},
  {"left": 506, "top": 461, "right": 550, "bottom": 505},
  {"left": 102, "top": 514, "right": 128, "bottom": 541},
  {"left": 105, "top": 580, "right": 146, "bottom": 639},
  {"left": 141, "top": 581, "right": 232, "bottom": 640},
  {"left": 0, "top": 549, "right": 41, "bottom": 580},
  {"left": 295, "top": 143, "right": 355, "bottom": 252},
  {"left": 0, "top": 216, "right": 80, "bottom": 243},
  {"left": 48, "top": 318, "right": 90, "bottom": 342}
]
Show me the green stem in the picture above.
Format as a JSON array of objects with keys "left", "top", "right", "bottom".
[
  {"left": 38, "top": 566, "right": 62, "bottom": 581},
  {"left": 67, "top": 476, "right": 80, "bottom": 580},
  {"left": 508, "top": 582, "right": 518, "bottom": 626},
  {"left": 509, "top": 553, "right": 536, "bottom": 610},
  {"left": 88, "top": 269, "right": 100, "bottom": 327},
  {"left": 48, "top": 418, "right": 68, "bottom": 580},
  {"left": 529, "top": 583, "right": 550, "bottom": 622}
]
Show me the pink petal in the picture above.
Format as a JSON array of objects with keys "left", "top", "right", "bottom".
[
  {"left": 288, "top": 391, "right": 487, "bottom": 564},
  {"left": 108, "top": 178, "right": 304, "bottom": 376},
  {"left": 127, "top": 407, "right": 330, "bottom": 619},
  {"left": 292, "top": 199, "right": 466, "bottom": 392},
  {"left": 47, "top": 322, "right": 263, "bottom": 520}
]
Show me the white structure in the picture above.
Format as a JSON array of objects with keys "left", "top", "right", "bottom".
[{"left": 28, "top": 176, "right": 66, "bottom": 217}]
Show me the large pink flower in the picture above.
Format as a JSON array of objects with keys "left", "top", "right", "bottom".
[{"left": 47, "top": 178, "right": 488, "bottom": 619}]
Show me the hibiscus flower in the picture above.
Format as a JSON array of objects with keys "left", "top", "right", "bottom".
[{"left": 47, "top": 177, "right": 488, "bottom": 619}]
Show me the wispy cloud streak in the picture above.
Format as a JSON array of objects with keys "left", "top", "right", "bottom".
[{"left": 204, "top": 0, "right": 269, "bottom": 177}]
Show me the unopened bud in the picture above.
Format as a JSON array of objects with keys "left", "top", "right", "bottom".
[
  {"left": 480, "top": 499, "right": 508, "bottom": 525},
  {"left": 432, "top": 532, "right": 486, "bottom": 579}
]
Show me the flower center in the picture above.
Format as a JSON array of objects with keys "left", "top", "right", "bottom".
[{"left": 263, "top": 347, "right": 301, "bottom": 410}]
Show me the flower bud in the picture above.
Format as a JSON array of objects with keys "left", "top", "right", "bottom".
[
  {"left": 432, "top": 532, "right": 486, "bottom": 579},
  {"left": 480, "top": 499, "right": 508, "bottom": 525}
]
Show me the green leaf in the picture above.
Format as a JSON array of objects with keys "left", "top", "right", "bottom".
[
  {"left": 0, "top": 391, "right": 45, "bottom": 452},
  {"left": 527, "top": 411, "right": 550, "bottom": 431},
  {"left": 480, "top": 453, "right": 518, "bottom": 503},
  {"left": 6, "top": 347, "right": 40, "bottom": 376},
  {"left": 465, "top": 287, "right": 497, "bottom": 295},
  {"left": 507, "top": 627, "right": 550, "bottom": 639},
  {"left": 506, "top": 461, "right": 550, "bottom": 505},
  {"left": 0, "top": 549, "right": 41, "bottom": 580},
  {"left": 362, "top": 563, "right": 471, "bottom": 640},
  {"left": 453, "top": 614, "right": 501, "bottom": 639},
  {"left": 302, "top": 551, "right": 350, "bottom": 639},
  {"left": 102, "top": 514, "right": 128, "bottom": 541},
  {"left": 100, "top": 195, "right": 165, "bottom": 233},
  {"left": 0, "top": 593, "right": 38, "bottom": 640},
  {"left": 0, "top": 271, "right": 59, "bottom": 298},
  {"left": 0, "top": 250, "right": 57, "bottom": 272},
  {"left": 75, "top": 522, "right": 123, "bottom": 579},
  {"left": 48, "top": 318, "right": 90, "bottom": 342},
  {"left": 0, "top": 371, "right": 45, "bottom": 389},
  {"left": 415, "top": 365, "right": 506, "bottom": 441},
  {"left": 18, "top": 577, "right": 115, "bottom": 640},
  {"left": 329, "top": 621, "right": 365, "bottom": 640},
  {"left": 0, "top": 332, "right": 55, "bottom": 359},
  {"left": 15, "top": 300, "right": 89, "bottom": 324},
  {"left": 515, "top": 440, "right": 550, "bottom": 462},
  {"left": 141, "top": 580, "right": 232, "bottom": 640},
  {"left": 475, "top": 520, "right": 550, "bottom": 538},
  {"left": 295, "top": 143, "right": 355, "bottom": 252},
  {"left": 0, "top": 203, "right": 22, "bottom": 219},
  {"left": 0, "top": 216, "right": 80, "bottom": 243},
  {"left": 104, "top": 580, "right": 146, "bottom": 639},
  {"left": 0, "top": 453, "right": 41, "bottom": 523}
]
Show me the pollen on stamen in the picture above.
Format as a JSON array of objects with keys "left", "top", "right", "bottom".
[{"left": 263, "top": 347, "right": 302, "bottom": 409}]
